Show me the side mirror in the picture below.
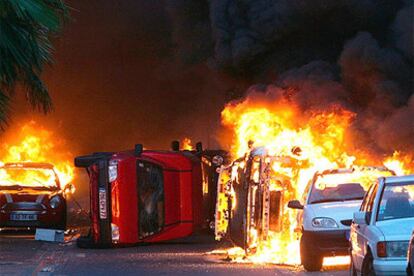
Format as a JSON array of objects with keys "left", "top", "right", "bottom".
[
  {"left": 64, "top": 183, "right": 75, "bottom": 194},
  {"left": 288, "top": 200, "right": 304, "bottom": 210},
  {"left": 353, "top": 211, "right": 368, "bottom": 225}
]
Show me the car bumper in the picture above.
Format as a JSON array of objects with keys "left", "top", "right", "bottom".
[
  {"left": 302, "top": 230, "right": 349, "bottom": 256},
  {"left": 373, "top": 258, "right": 407, "bottom": 276},
  {"left": 0, "top": 210, "right": 65, "bottom": 228}
]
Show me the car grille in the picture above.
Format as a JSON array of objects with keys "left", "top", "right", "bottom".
[{"left": 3, "top": 202, "right": 45, "bottom": 211}]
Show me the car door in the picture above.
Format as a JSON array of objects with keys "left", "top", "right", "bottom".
[{"left": 351, "top": 182, "right": 378, "bottom": 269}]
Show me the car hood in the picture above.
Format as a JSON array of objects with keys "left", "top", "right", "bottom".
[
  {"left": 376, "top": 217, "right": 414, "bottom": 241},
  {"left": 0, "top": 189, "right": 59, "bottom": 204},
  {"left": 308, "top": 200, "right": 362, "bottom": 226}
]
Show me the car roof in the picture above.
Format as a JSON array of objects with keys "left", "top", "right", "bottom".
[
  {"left": 383, "top": 174, "right": 414, "bottom": 184},
  {"left": 317, "top": 166, "right": 393, "bottom": 176},
  {"left": 1, "top": 162, "right": 55, "bottom": 169}
]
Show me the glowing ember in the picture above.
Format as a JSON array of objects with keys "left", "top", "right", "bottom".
[
  {"left": 218, "top": 97, "right": 413, "bottom": 267},
  {"left": 0, "top": 121, "right": 75, "bottom": 188},
  {"left": 181, "top": 137, "right": 193, "bottom": 151}
]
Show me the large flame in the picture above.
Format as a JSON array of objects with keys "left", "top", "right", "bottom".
[
  {"left": 0, "top": 121, "right": 74, "bottom": 188},
  {"left": 220, "top": 98, "right": 413, "bottom": 266}
]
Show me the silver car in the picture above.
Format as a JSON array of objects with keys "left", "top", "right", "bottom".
[
  {"left": 350, "top": 175, "right": 414, "bottom": 275},
  {"left": 408, "top": 230, "right": 414, "bottom": 276}
]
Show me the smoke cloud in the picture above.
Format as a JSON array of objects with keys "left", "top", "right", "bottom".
[
  {"left": 167, "top": 0, "right": 413, "bottom": 156},
  {"left": 4, "top": 0, "right": 413, "bottom": 158}
]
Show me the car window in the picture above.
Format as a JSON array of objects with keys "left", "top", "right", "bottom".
[
  {"left": 309, "top": 176, "right": 366, "bottom": 204},
  {"left": 137, "top": 161, "right": 164, "bottom": 238},
  {"left": 360, "top": 184, "right": 374, "bottom": 211},
  {"left": 0, "top": 167, "right": 58, "bottom": 189},
  {"left": 377, "top": 182, "right": 414, "bottom": 221},
  {"left": 366, "top": 183, "right": 378, "bottom": 213}
]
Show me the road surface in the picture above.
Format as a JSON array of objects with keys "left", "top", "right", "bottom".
[{"left": 0, "top": 231, "right": 348, "bottom": 276}]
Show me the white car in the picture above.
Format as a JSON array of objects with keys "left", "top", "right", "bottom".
[
  {"left": 288, "top": 167, "right": 393, "bottom": 271},
  {"left": 350, "top": 175, "right": 414, "bottom": 275},
  {"left": 407, "top": 231, "right": 414, "bottom": 275}
]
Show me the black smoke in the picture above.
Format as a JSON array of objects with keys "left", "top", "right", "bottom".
[
  {"left": 169, "top": 0, "right": 413, "bottom": 155},
  {"left": 4, "top": 0, "right": 414, "bottom": 156}
]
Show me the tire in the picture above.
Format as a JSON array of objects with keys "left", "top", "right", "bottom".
[
  {"left": 300, "top": 236, "right": 323, "bottom": 271},
  {"left": 407, "top": 263, "right": 413, "bottom": 276},
  {"left": 361, "top": 252, "right": 375, "bottom": 276},
  {"left": 350, "top": 256, "right": 357, "bottom": 276},
  {"left": 54, "top": 203, "right": 67, "bottom": 231}
]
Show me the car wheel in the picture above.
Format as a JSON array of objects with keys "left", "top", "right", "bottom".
[
  {"left": 350, "top": 256, "right": 357, "bottom": 276},
  {"left": 361, "top": 252, "right": 375, "bottom": 276},
  {"left": 300, "top": 236, "right": 323, "bottom": 271},
  {"left": 56, "top": 205, "right": 67, "bottom": 231}
]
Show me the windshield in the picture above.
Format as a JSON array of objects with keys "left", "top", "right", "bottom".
[
  {"left": 309, "top": 169, "right": 393, "bottom": 204},
  {"left": 377, "top": 182, "right": 414, "bottom": 221},
  {"left": 0, "top": 167, "right": 58, "bottom": 189}
]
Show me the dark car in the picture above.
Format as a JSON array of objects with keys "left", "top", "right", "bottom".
[{"left": 0, "top": 162, "right": 70, "bottom": 230}]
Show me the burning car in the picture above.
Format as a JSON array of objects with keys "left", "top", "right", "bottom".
[
  {"left": 75, "top": 142, "right": 227, "bottom": 248},
  {"left": 0, "top": 162, "right": 71, "bottom": 230},
  {"left": 215, "top": 146, "right": 308, "bottom": 263},
  {"left": 288, "top": 167, "right": 395, "bottom": 271}
]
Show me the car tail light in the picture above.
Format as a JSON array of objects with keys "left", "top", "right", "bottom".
[
  {"left": 111, "top": 223, "right": 120, "bottom": 243},
  {"left": 377, "top": 241, "right": 387, "bottom": 257},
  {"left": 108, "top": 160, "right": 118, "bottom": 182}
]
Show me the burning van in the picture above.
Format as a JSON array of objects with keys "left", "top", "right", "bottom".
[
  {"left": 215, "top": 146, "right": 308, "bottom": 262},
  {"left": 75, "top": 143, "right": 227, "bottom": 248},
  {"left": 0, "top": 162, "right": 71, "bottom": 230}
]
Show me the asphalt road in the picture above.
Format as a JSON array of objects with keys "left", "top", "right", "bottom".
[{"left": 0, "top": 231, "right": 348, "bottom": 276}]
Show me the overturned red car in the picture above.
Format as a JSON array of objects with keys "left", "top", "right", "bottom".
[
  {"left": 0, "top": 162, "right": 69, "bottom": 230},
  {"left": 75, "top": 142, "right": 227, "bottom": 248}
]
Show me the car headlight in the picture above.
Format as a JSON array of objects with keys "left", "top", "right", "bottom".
[
  {"left": 108, "top": 160, "right": 118, "bottom": 182},
  {"left": 384, "top": 241, "right": 409, "bottom": 258},
  {"left": 311, "top": 217, "right": 338, "bottom": 228},
  {"left": 50, "top": 196, "right": 62, "bottom": 209}
]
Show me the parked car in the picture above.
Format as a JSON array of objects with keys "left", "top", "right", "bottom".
[
  {"left": 75, "top": 143, "right": 227, "bottom": 248},
  {"left": 350, "top": 175, "right": 414, "bottom": 275},
  {"left": 288, "top": 167, "right": 394, "bottom": 271},
  {"left": 0, "top": 162, "right": 70, "bottom": 230},
  {"left": 407, "top": 230, "right": 414, "bottom": 275}
]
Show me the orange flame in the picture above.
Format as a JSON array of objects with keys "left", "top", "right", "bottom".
[
  {"left": 181, "top": 137, "right": 193, "bottom": 151},
  {"left": 220, "top": 97, "right": 413, "bottom": 266},
  {"left": 0, "top": 121, "right": 75, "bottom": 188}
]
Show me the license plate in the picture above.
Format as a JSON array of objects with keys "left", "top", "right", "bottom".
[
  {"left": 10, "top": 213, "right": 37, "bottom": 221},
  {"left": 99, "top": 188, "right": 107, "bottom": 219}
]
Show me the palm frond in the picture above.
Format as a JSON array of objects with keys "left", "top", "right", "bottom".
[{"left": 0, "top": 0, "right": 68, "bottom": 125}]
